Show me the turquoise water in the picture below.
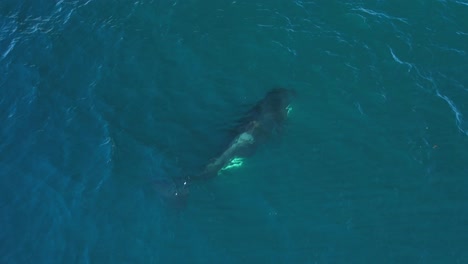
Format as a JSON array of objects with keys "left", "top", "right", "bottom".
[{"left": 1, "top": 0, "right": 467, "bottom": 263}]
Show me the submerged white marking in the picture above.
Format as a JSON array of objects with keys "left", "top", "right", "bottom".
[
  {"left": 221, "top": 157, "right": 245, "bottom": 171},
  {"left": 286, "top": 105, "right": 293, "bottom": 116},
  {"left": 238, "top": 133, "right": 254, "bottom": 144}
]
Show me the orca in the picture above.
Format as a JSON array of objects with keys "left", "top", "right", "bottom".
[
  {"left": 153, "top": 88, "right": 296, "bottom": 205},
  {"left": 196, "top": 87, "right": 296, "bottom": 179}
]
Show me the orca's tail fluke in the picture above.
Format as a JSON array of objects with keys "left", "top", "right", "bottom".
[
  {"left": 151, "top": 168, "right": 220, "bottom": 204},
  {"left": 151, "top": 177, "right": 190, "bottom": 207}
]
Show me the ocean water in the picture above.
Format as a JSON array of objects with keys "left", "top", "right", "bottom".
[{"left": 1, "top": 0, "right": 467, "bottom": 263}]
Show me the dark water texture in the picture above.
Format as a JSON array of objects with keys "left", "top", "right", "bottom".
[{"left": 1, "top": 0, "right": 467, "bottom": 263}]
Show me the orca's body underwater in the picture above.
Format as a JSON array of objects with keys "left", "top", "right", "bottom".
[
  {"left": 153, "top": 88, "right": 296, "bottom": 204},
  {"left": 197, "top": 88, "right": 295, "bottom": 179}
]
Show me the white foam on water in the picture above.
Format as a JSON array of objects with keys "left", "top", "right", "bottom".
[
  {"left": 272, "top": 40, "right": 297, "bottom": 56},
  {"left": 1, "top": 37, "right": 18, "bottom": 60},
  {"left": 436, "top": 90, "right": 468, "bottom": 136},
  {"left": 352, "top": 7, "right": 409, "bottom": 24},
  {"left": 388, "top": 46, "right": 413, "bottom": 72}
]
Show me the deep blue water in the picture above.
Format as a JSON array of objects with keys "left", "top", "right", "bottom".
[{"left": 1, "top": 0, "right": 468, "bottom": 263}]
